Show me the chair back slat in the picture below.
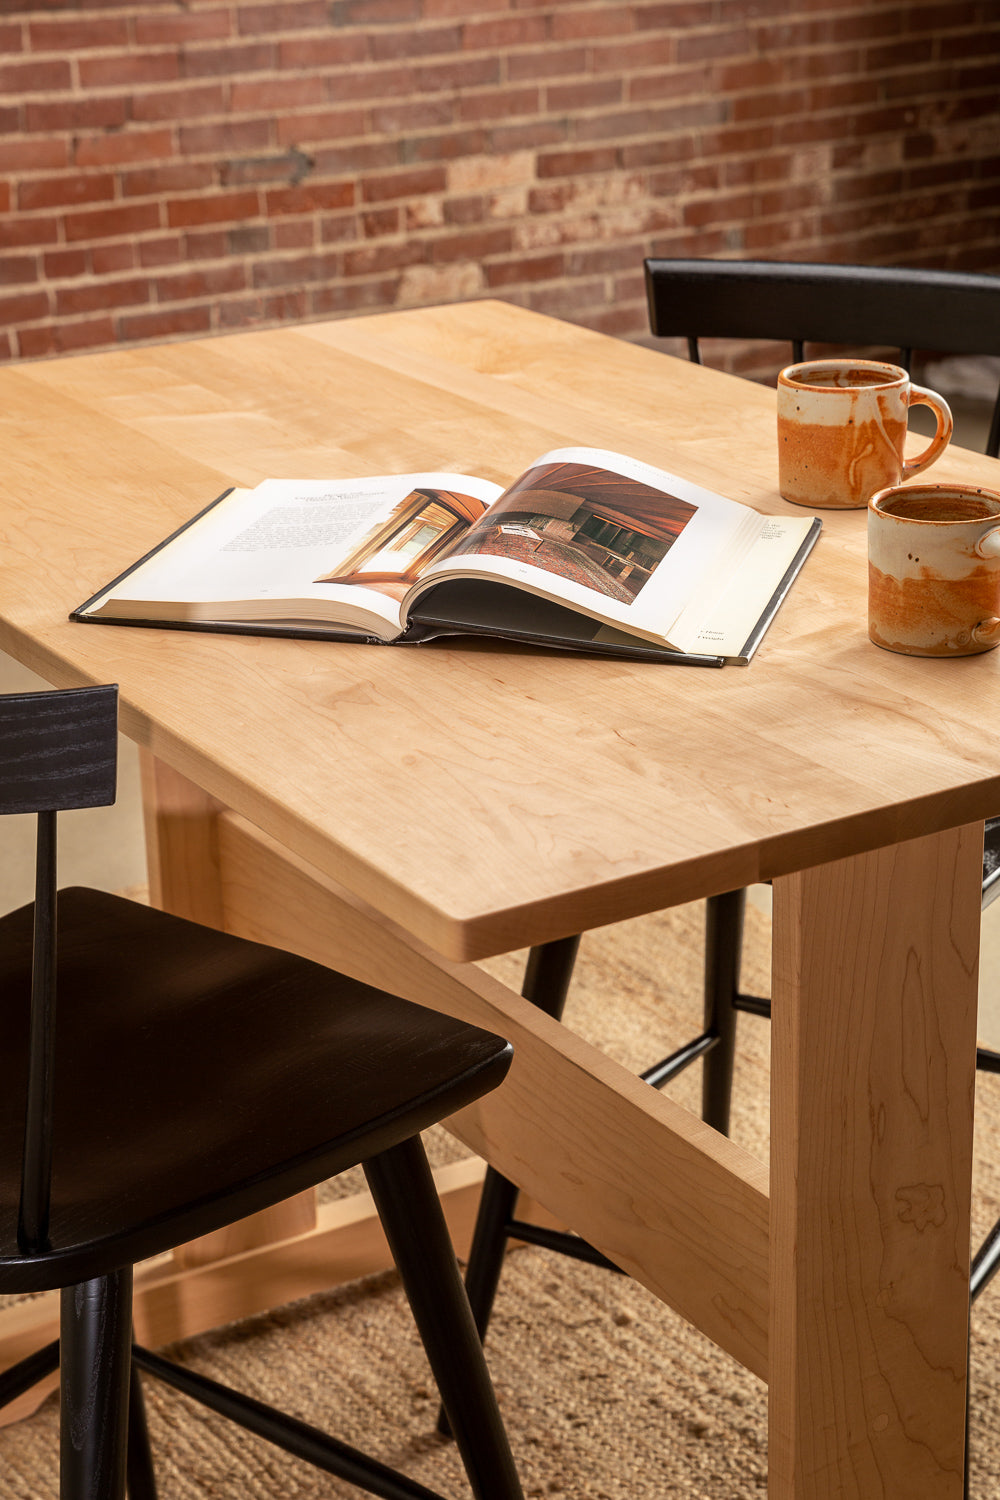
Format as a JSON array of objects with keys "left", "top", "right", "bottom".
[
  {"left": 0, "top": 686, "right": 118, "bottom": 816},
  {"left": 644, "top": 260, "right": 1000, "bottom": 459},
  {"left": 644, "top": 259, "right": 1000, "bottom": 354},
  {"left": 0, "top": 685, "right": 119, "bottom": 1254}
]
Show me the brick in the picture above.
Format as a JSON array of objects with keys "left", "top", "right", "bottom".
[
  {"left": 91, "top": 242, "right": 136, "bottom": 275},
  {"left": 375, "top": 100, "right": 456, "bottom": 137},
  {"left": 342, "top": 241, "right": 425, "bottom": 276},
  {"left": 154, "top": 263, "right": 248, "bottom": 302},
  {"left": 283, "top": 66, "right": 417, "bottom": 110},
  {"left": 395, "top": 261, "right": 484, "bottom": 304},
  {"left": 0, "top": 255, "right": 41, "bottom": 285},
  {"left": 78, "top": 52, "right": 180, "bottom": 89},
  {"left": 230, "top": 77, "right": 328, "bottom": 111},
  {"left": 448, "top": 150, "right": 534, "bottom": 193},
  {"left": 492, "top": 121, "right": 567, "bottom": 152},
  {"left": 402, "top": 127, "right": 489, "bottom": 162},
  {"left": 550, "top": 8, "right": 633, "bottom": 40},
  {"left": 462, "top": 15, "right": 548, "bottom": 47},
  {"left": 430, "top": 226, "right": 513, "bottom": 261},
  {"left": 25, "top": 98, "right": 129, "bottom": 133},
  {"left": 536, "top": 147, "right": 619, "bottom": 179},
  {"left": 18, "top": 318, "right": 116, "bottom": 361},
  {"left": 332, "top": 0, "right": 421, "bottom": 19},
  {"left": 44, "top": 248, "right": 88, "bottom": 278},
  {"left": 221, "top": 148, "right": 314, "bottom": 188},
  {"left": 180, "top": 120, "right": 274, "bottom": 156},
  {"left": 273, "top": 219, "right": 315, "bottom": 249},
  {"left": 237, "top": 2, "right": 330, "bottom": 35},
  {"left": 458, "top": 86, "right": 541, "bottom": 122},
  {"left": 485, "top": 251, "right": 565, "bottom": 287},
  {"left": 633, "top": 2, "right": 725, "bottom": 22},
  {"left": 591, "top": 37, "right": 674, "bottom": 72},
  {"left": 0, "top": 290, "right": 50, "bottom": 325},
  {"left": 132, "top": 84, "right": 228, "bottom": 125},
  {"left": 264, "top": 182, "right": 355, "bottom": 215},
  {"left": 361, "top": 207, "right": 401, "bottom": 236},
  {"left": 55, "top": 277, "right": 151, "bottom": 317},
  {"left": 507, "top": 46, "right": 586, "bottom": 81},
  {"left": 423, "top": 0, "right": 510, "bottom": 16},
  {"left": 277, "top": 35, "right": 369, "bottom": 67},
  {"left": 0, "top": 59, "right": 72, "bottom": 93},
  {"left": 415, "top": 55, "right": 500, "bottom": 91},
  {"left": 117, "top": 306, "right": 213, "bottom": 343},
  {"left": 546, "top": 78, "right": 623, "bottom": 112},
  {"left": 251, "top": 250, "right": 341, "bottom": 288},
  {"left": 310, "top": 142, "right": 400, "bottom": 175},
  {"left": 17, "top": 173, "right": 116, "bottom": 212},
  {"left": 28, "top": 16, "right": 129, "bottom": 50},
  {"left": 181, "top": 43, "right": 279, "bottom": 79},
  {"left": 217, "top": 291, "right": 310, "bottom": 328},
  {"left": 63, "top": 203, "right": 161, "bottom": 242},
  {"left": 166, "top": 191, "right": 262, "bottom": 228},
  {"left": 312, "top": 274, "right": 401, "bottom": 314},
  {"left": 229, "top": 224, "right": 273, "bottom": 254},
  {"left": 74, "top": 129, "right": 175, "bottom": 169},
  {"left": 361, "top": 165, "right": 447, "bottom": 202},
  {"left": 134, "top": 9, "right": 233, "bottom": 45},
  {"left": 321, "top": 213, "right": 363, "bottom": 242},
  {"left": 407, "top": 197, "right": 446, "bottom": 228},
  {"left": 121, "top": 163, "right": 217, "bottom": 198},
  {"left": 0, "top": 138, "right": 69, "bottom": 172},
  {"left": 183, "top": 230, "right": 230, "bottom": 261},
  {"left": 371, "top": 24, "right": 462, "bottom": 59},
  {"left": 138, "top": 236, "right": 187, "bottom": 268}
]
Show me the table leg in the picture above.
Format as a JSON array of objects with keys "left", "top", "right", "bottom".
[
  {"left": 139, "top": 751, "right": 318, "bottom": 1257},
  {"left": 769, "top": 824, "right": 982, "bottom": 1499}
]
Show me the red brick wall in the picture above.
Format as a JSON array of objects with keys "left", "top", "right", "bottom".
[{"left": 2, "top": 0, "right": 999, "bottom": 365}]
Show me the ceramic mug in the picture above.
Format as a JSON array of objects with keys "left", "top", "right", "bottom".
[
  {"left": 777, "top": 358, "right": 953, "bottom": 510},
  {"left": 867, "top": 483, "right": 1000, "bottom": 657}
]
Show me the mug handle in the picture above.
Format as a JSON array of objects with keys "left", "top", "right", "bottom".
[
  {"left": 973, "top": 528, "right": 1000, "bottom": 645},
  {"left": 903, "top": 384, "right": 954, "bottom": 479}
]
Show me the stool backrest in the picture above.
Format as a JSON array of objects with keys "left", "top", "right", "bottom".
[
  {"left": 643, "top": 258, "right": 1000, "bottom": 457},
  {"left": 0, "top": 685, "right": 118, "bottom": 1253}
]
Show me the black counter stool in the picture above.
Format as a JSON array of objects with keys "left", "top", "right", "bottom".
[{"left": 0, "top": 683, "right": 524, "bottom": 1500}]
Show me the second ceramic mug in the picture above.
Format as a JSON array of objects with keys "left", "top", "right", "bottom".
[
  {"left": 777, "top": 358, "right": 953, "bottom": 510},
  {"left": 868, "top": 483, "right": 1000, "bottom": 657}
]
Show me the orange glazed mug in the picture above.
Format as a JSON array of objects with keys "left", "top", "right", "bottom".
[
  {"left": 777, "top": 358, "right": 953, "bottom": 510},
  {"left": 868, "top": 483, "right": 1000, "bottom": 657}
]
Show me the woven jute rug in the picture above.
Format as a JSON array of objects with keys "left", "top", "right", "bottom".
[{"left": 2, "top": 898, "right": 999, "bottom": 1497}]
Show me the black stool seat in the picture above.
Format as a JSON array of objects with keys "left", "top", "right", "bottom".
[
  {"left": 0, "top": 886, "right": 510, "bottom": 1293},
  {"left": 0, "top": 685, "right": 524, "bottom": 1500}
]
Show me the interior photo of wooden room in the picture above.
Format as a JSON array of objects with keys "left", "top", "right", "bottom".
[{"left": 1, "top": 2, "right": 1000, "bottom": 1498}]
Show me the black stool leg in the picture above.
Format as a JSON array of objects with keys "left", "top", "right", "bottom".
[
  {"left": 364, "top": 1137, "right": 524, "bottom": 1500},
  {"left": 460, "top": 935, "right": 581, "bottom": 1341},
  {"left": 61, "top": 1269, "right": 133, "bottom": 1500},
  {"left": 701, "top": 889, "right": 745, "bottom": 1136},
  {"left": 126, "top": 1352, "right": 157, "bottom": 1500}
]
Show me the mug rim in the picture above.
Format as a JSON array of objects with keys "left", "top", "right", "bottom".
[
  {"left": 869, "top": 482, "right": 1000, "bottom": 522},
  {"left": 779, "top": 356, "right": 907, "bottom": 390}
]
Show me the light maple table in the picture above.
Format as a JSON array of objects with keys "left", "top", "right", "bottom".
[{"left": 1, "top": 301, "right": 998, "bottom": 1499}]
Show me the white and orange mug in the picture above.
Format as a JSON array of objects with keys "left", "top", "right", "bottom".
[
  {"left": 868, "top": 483, "right": 1000, "bottom": 657},
  {"left": 777, "top": 358, "right": 953, "bottom": 510}
]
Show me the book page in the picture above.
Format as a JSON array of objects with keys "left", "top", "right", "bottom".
[
  {"left": 405, "top": 446, "right": 762, "bottom": 645},
  {"left": 83, "top": 473, "right": 501, "bottom": 633}
]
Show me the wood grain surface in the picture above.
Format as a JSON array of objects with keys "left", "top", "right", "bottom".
[{"left": 1, "top": 300, "right": 997, "bottom": 960}]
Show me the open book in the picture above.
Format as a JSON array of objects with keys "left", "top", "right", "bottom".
[{"left": 73, "top": 447, "right": 820, "bottom": 666}]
